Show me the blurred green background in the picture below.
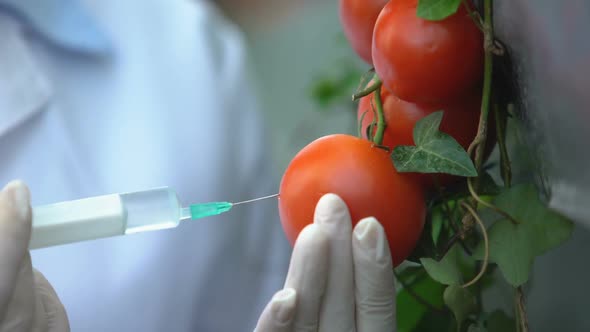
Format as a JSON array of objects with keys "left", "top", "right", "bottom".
[{"left": 239, "top": 0, "right": 362, "bottom": 173}]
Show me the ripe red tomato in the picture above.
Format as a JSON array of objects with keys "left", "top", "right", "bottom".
[
  {"left": 372, "top": 0, "right": 484, "bottom": 104},
  {"left": 278, "top": 134, "right": 426, "bottom": 266},
  {"left": 339, "top": 0, "right": 388, "bottom": 64},
  {"left": 358, "top": 86, "right": 494, "bottom": 189}
]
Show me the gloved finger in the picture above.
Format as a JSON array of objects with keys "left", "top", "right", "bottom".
[
  {"left": 313, "top": 194, "right": 355, "bottom": 331},
  {"left": 283, "top": 224, "right": 329, "bottom": 331},
  {"left": 254, "top": 288, "right": 296, "bottom": 332},
  {"left": 32, "top": 269, "right": 70, "bottom": 332},
  {"left": 0, "top": 253, "right": 35, "bottom": 332},
  {"left": 352, "top": 217, "right": 396, "bottom": 332},
  {"left": 0, "top": 181, "right": 32, "bottom": 316}
]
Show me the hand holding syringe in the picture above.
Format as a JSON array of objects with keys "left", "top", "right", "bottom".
[{"left": 30, "top": 187, "right": 278, "bottom": 249}]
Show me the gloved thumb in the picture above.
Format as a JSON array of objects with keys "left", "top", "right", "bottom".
[
  {"left": 0, "top": 181, "right": 70, "bottom": 332},
  {"left": 0, "top": 180, "right": 32, "bottom": 317},
  {"left": 31, "top": 269, "right": 70, "bottom": 332}
]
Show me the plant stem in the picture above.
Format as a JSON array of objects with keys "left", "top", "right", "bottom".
[
  {"left": 467, "top": 178, "right": 519, "bottom": 225},
  {"left": 462, "top": 0, "right": 494, "bottom": 233},
  {"left": 514, "top": 294, "right": 521, "bottom": 332},
  {"left": 358, "top": 110, "right": 369, "bottom": 138},
  {"left": 373, "top": 84, "right": 386, "bottom": 146},
  {"left": 495, "top": 103, "right": 512, "bottom": 187},
  {"left": 516, "top": 286, "right": 530, "bottom": 332},
  {"left": 462, "top": 0, "right": 484, "bottom": 31},
  {"left": 393, "top": 270, "right": 447, "bottom": 315},
  {"left": 433, "top": 179, "right": 473, "bottom": 256},
  {"left": 437, "top": 232, "right": 469, "bottom": 261},
  {"left": 352, "top": 78, "right": 381, "bottom": 101},
  {"left": 460, "top": 202, "right": 489, "bottom": 288},
  {"left": 473, "top": 0, "right": 494, "bottom": 182}
]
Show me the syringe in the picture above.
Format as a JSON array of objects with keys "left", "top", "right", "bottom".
[{"left": 30, "top": 187, "right": 278, "bottom": 249}]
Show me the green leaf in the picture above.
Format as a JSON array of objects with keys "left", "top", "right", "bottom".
[
  {"left": 397, "top": 274, "right": 446, "bottom": 332},
  {"left": 467, "top": 325, "right": 487, "bottom": 332},
  {"left": 420, "top": 244, "right": 463, "bottom": 285},
  {"left": 310, "top": 79, "right": 345, "bottom": 107},
  {"left": 475, "top": 171, "right": 502, "bottom": 196},
  {"left": 414, "top": 308, "right": 455, "bottom": 331},
  {"left": 413, "top": 111, "right": 444, "bottom": 146},
  {"left": 392, "top": 111, "right": 477, "bottom": 177},
  {"left": 443, "top": 285, "right": 477, "bottom": 328},
  {"left": 309, "top": 65, "right": 363, "bottom": 109},
  {"left": 474, "top": 219, "right": 534, "bottom": 286},
  {"left": 474, "top": 184, "right": 574, "bottom": 286},
  {"left": 354, "top": 68, "right": 377, "bottom": 97},
  {"left": 486, "top": 310, "right": 516, "bottom": 332},
  {"left": 417, "top": 0, "right": 462, "bottom": 20},
  {"left": 431, "top": 207, "right": 444, "bottom": 246}
]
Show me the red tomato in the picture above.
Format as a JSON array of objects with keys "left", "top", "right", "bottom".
[
  {"left": 372, "top": 0, "right": 484, "bottom": 104},
  {"left": 358, "top": 86, "right": 494, "bottom": 189},
  {"left": 358, "top": 86, "right": 481, "bottom": 155},
  {"left": 278, "top": 134, "right": 426, "bottom": 266},
  {"left": 339, "top": 0, "right": 388, "bottom": 64},
  {"left": 357, "top": 88, "right": 481, "bottom": 189}
]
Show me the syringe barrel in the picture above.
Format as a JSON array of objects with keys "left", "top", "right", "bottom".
[
  {"left": 30, "top": 187, "right": 182, "bottom": 249},
  {"left": 31, "top": 194, "right": 126, "bottom": 249},
  {"left": 120, "top": 187, "right": 181, "bottom": 234}
]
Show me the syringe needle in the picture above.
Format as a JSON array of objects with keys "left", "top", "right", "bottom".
[
  {"left": 183, "top": 194, "right": 279, "bottom": 221},
  {"left": 231, "top": 193, "right": 279, "bottom": 206}
]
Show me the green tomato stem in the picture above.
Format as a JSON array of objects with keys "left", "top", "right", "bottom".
[
  {"left": 373, "top": 84, "right": 386, "bottom": 146},
  {"left": 352, "top": 77, "right": 382, "bottom": 101},
  {"left": 462, "top": 0, "right": 484, "bottom": 31},
  {"left": 495, "top": 103, "right": 512, "bottom": 187},
  {"left": 516, "top": 286, "right": 530, "bottom": 332},
  {"left": 472, "top": 0, "right": 494, "bottom": 190}
]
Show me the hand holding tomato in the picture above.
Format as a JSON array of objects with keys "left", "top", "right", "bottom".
[
  {"left": 256, "top": 194, "right": 396, "bottom": 331},
  {"left": 277, "top": 134, "right": 426, "bottom": 266}
]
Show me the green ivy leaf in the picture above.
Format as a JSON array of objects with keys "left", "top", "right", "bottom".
[
  {"left": 397, "top": 274, "right": 446, "bottom": 332},
  {"left": 443, "top": 285, "right": 477, "bottom": 328},
  {"left": 431, "top": 207, "right": 444, "bottom": 246},
  {"left": 392, "top": 111, "right": 477, "bottom": 177},
  {"left": 417, "top": 0, "right": 462, "bottom": 20},
  {"left": 486, "top": 310, "right": 516, "bottom": 332},
  {"left": 420, "top": 244, "right": 463, "bottom": 285},
  {"left": 396, "top": 265, "right": 425, "bottom": 286},
  {"left": 474, "top": 184, "right": 574, "bottom": 286}
]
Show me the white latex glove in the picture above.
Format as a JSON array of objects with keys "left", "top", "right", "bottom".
[
  {"left": 255, "top": 193, "right": 396, "bottom": 332},
  {"left": 0, "top": 181, "right": 69, "bottom": 332}
]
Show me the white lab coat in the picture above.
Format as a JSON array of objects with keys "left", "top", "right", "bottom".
[{"left": 0, "top": 1, "right": 290, "bottom": 331}]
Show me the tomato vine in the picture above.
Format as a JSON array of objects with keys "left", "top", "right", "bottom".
[{"left": 300, "top": 0, "right": 576, "bottom": 331}]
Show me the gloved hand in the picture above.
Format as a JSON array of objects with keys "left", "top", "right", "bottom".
[
  {"left": 255, "top": 193, "right": 396, "bottom": 332},
  {"left": 0, "top": 181, "right": 69, "bottom": 332}
]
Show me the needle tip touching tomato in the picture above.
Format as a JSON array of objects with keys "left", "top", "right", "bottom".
[
  {"left": 372, "top": 0, "right": 484, "bottom": 104},
  {"left": 339, "top": 0, "right": 388, "bottom": 64},
  {"left": 278, "top": 134, "right": 426, "bottom": 266}
]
